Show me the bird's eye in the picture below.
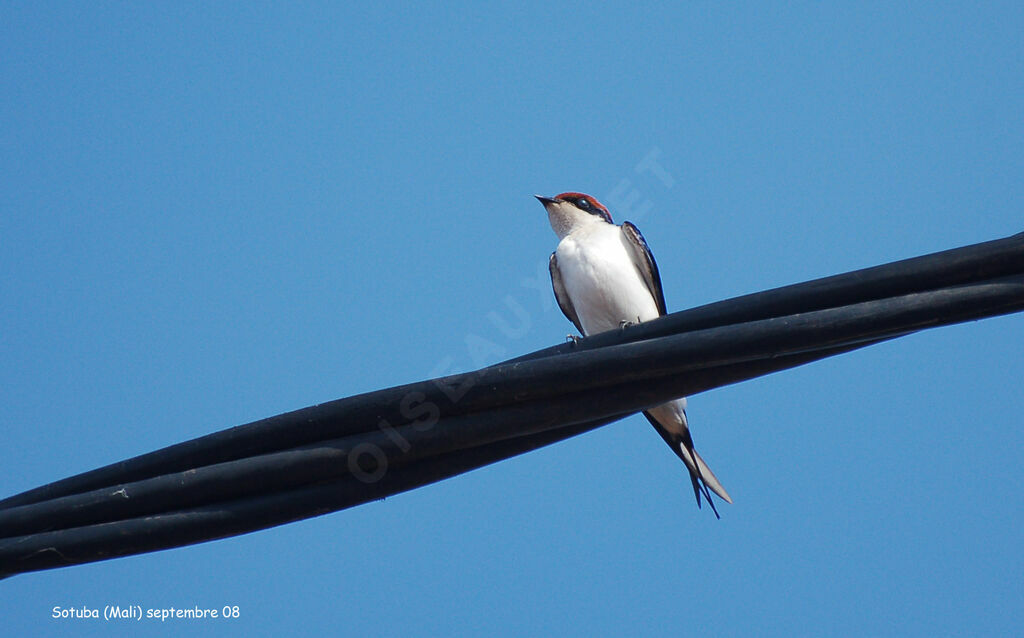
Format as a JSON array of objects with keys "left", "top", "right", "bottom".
[{"left": 577, "top": 198, "right": 591, "bottom": 210}]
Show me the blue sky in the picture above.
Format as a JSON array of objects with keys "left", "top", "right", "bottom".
[{"left": 2, "top": 2, "right": 1022, "bottom": 636}]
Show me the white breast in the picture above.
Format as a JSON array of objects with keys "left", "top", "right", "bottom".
[{"left": 556, "top": 224, "right": 662, "bottom": 336}]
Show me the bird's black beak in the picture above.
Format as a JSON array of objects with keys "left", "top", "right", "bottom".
[{"left": 535, "top": 195, "right": 558, "bottom": 206}]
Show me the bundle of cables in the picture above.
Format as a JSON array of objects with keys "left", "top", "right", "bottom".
[{"left": 2, "top": 231, "right": 1022, "bottom": 578}]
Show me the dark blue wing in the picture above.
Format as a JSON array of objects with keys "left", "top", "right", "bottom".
[
  {"left": 549, "top": 252, "right": 584, "bottom": 334},
  {"left": 621, "top": 221, "right": 667, "bottom": 316}
]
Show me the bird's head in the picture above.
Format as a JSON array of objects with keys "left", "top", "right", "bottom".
[{"left": 535, "top": 192, "right": 612, "bottom": 238}]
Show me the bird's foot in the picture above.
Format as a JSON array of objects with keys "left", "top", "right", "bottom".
[
  {"left": 566, "top": 334, "right": 582, "bottom": 344},
  {"left": 619, "top": 319, "right": 637, "bottom": 330}
]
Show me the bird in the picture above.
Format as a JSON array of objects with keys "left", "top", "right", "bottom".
[{"left": 537, "top": 192, "right": 732, "bottom": 517}]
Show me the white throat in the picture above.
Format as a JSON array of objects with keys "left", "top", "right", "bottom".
[{"left": 547, "top": 200, "right": 606, "bottom": 240}]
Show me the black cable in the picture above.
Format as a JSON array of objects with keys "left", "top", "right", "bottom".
[
  {"left": 0, "top": 232, "right": 1021, "bottom": 578},
  {"left": 4, "top": 232, "right": 1023, "bottom": 513}
]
